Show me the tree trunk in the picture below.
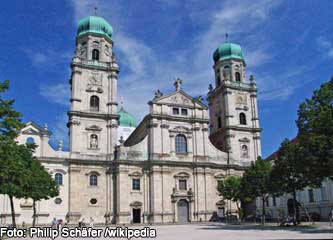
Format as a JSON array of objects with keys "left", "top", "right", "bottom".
[
  {"left": 292, "top": 190, "right": 297, "bottom": 226},
  {"left": 261, "top": 196, "right": 266, "bottom": 225},
  {"left": 32, "top": 199, "right": 36, "bottom": 227},
  {"left": 236, "top": 202, "right": 241, "bottom": 223},
  {"left": 9, "top": 195, "right": 16, "bottom": 227}
]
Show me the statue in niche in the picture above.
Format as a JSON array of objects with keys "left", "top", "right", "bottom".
[
  {"left": 241, "top": 145, "right": 248, "bottom": 157},
  {"left": 90, "top": 134, "right": 98, "bottom": 149}
]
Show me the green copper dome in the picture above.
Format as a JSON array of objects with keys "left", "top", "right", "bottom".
[
  {"left": 213, "top": 42, "right": 244, "bottom": 63},
  {"left": 118, "top": 107, "right": 137, "bottom": 128},
  {"left": 77, "top": 16, "right": 113, "bottom": 40}
]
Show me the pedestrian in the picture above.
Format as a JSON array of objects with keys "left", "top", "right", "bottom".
[
  {"left": 51, "top": 218, "right": 57, "bottom": 229},
  {"left": 89, "top": 217, "right": 94, "bottom": 228}
]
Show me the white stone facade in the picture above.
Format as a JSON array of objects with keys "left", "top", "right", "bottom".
[
  {"left": 256, "top": 179, "right": 333, "bottom": 220},
  {"left": 0, "top": 18, "right": 261, "bottom": 225}
]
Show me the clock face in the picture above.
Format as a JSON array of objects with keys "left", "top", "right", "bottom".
[
  {"left": 89, "top": 72, "right": 101, "bottom": 85},
  {"left": 236, "top": 94, "right": 247, "bottom": 105}
]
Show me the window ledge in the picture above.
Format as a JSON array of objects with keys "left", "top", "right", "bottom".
[{"left": 130, "top": 191, "right": 142, "bottom": 194}]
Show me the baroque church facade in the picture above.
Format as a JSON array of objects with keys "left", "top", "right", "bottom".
[{"left": 0, "top": 16, "right": 261, "bottom": 225}]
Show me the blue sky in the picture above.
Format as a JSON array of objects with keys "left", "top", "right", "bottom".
[{"left": 0, "top": 0, "right": 332, "bottom": 157}]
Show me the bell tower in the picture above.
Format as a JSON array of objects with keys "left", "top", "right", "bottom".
[
  {"left": 208, "top": 41, "right": 261, "bottom": 164},
  {"left": 68, "top": 16, "right": 119, "bottom": 158}
]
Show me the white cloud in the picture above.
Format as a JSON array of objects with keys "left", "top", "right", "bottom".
[
  {"left": 23, "top": 48, "right": 72, "bottom": 69},
  {"left": 316, "top": 36, "right": 333, "bottom": 58},
  {"left": 40, "top": 83, "right": 70, "bottom": 106}
]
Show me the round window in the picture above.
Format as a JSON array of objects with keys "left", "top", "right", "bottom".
[
  {"left": 54, "top": 198, "right": 62, "bottom": 205},
  {"left": 90, "top": 198, "right": 97, "bottom": 205}
]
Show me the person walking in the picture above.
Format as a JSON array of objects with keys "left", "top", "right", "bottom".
[
  {"left": 51, "top": 218, "right": 57, "bottom": 229},
  {"left": 89, "top": 217, "right": 94, "bottom": 228}
]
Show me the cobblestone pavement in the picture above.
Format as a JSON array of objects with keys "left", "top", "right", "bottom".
[{"left": 13, "top": 223, "right": 333, "bottom": 240}]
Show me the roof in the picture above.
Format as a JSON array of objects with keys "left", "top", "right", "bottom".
[
  {"left": 213, "top": 42, "right": 245, "bottom": 63},
  {"left": 118, "top": 107, "right": 137, "bottom": 127},
  {"left": 77, "top": 16, "right": 113, "bottom": 40}
]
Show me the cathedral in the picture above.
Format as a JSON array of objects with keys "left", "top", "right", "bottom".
[{"left": 0, "top": 15, "right": 261, "bottom": 225}]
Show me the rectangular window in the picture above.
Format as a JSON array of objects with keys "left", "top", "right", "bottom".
[
  {"left": 132, "top": 179, "right": 140, "bottom": 191},
  {"left": 320, "top": 186, "right": 327, "bottom": 201},
  {"left": 308, "top": 189, "right": 314, "bottom": 203},
  {"left": 172, "top": 108, "right": 179, "bottom": 115},
  {"left": 179, "top": 179, "right": 187, "bottom": 191},
  {"left": 181, "top": 109, "right": 188, "bottom": 116}
]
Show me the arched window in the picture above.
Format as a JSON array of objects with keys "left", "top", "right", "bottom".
[
  {"left": 90, "top": 96, "right": 99, "bottom": 111},
  {"left": 55, "top": 173, "right": 63, "bottom": 186},
  {"left": 175, "top": 134, "right": 187, "bottom": 154},
  {"left": 235, "top": 72, "right": 241, "bottom": 82},
  {"left": 241, "top": 145, "right": 248, "bottom": 157},
  {"left": 90, "top": 134, "right": 98, "bottom": 149},
  {"left": 90, "top": 174, "right": 98, "bottom": 186},
  {"left": 239, "top": 113, "right": 247, "bottom": 125},
  {"left": 216, "top": 75, "right": 221, "bottom": 87},
  {"left": 92, "top": 49, "right": 99, "bottom": 61},
  {"left": 217, "top": 116, "right": 222, "bottom": 128},
  {"left": 26, "top": 137, "right": 35, "bottom": 144}
]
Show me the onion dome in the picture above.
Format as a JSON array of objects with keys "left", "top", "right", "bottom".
[
  {"left": 118, "top": 107, "right": 137, "bottom": 127},
  {"left": 77, "top": 16, "right": 113, "bottom": 40},
  {"left": 213, "top": 42, "right": 244, "bottom": 63}
]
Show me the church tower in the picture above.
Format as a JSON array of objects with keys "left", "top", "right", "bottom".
[
  {"left": 208, "top": 41, "right": 261, "bottom": 164},
  {"left": 68, "top": 16, "right": 119, "bottom": 158}
]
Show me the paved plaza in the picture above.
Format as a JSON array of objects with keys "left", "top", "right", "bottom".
[{"left": 21, "top": 223, "right": 333, "bottom": 240}]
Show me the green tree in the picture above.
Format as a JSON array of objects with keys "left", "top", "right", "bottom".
[
  {"left": 297, "top": 77, "right": 333, "bottom": 181},
  {"left": 218, "top": 176, "right": 243, "bottom": 219},
  {"left": 241, "top": 157, "right": 272, "bottom": 225},
  {"left": 0, "top": 80, "right": 26, "bottom": 227},
  {"left": 0, "top": 142, "right": 31, "bottom": 227},
  {"left": 23, "top": 158, "right": 59, "bottom": 226},
  {"left": 271, "top": 139, "right": 309, "bottom": 225},
  {"left": 0, "top": 80, "right": 24, "bottom": 141}
]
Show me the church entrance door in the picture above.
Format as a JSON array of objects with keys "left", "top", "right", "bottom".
[
  {"left": 132, "top": 208, "right": 141, "bottom": 223},
  {"left": 177, "top": 199, "right": 189, "bottom": 223}
]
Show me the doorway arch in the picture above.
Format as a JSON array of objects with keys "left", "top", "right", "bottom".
[{"left": 177, "top": 199, "right": 189, "bottom": 223}]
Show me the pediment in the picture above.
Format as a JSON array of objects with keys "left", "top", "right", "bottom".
[
  {"left": 157, "top": 92, "right": 194, "bottom": 107},
  {"left": 20, "top": 121, "right": 51, "bottom": 136},
  {"left": 22, "top": 128, "right": 40, "bottom": 136}
]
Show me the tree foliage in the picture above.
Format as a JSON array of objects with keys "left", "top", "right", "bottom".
[
  {"left": 23, "top": 158, "right": 59, "bottom": 226},
  {"left": 271, "top": 139, "right": 309, "bottom": 193},
  {"left": 0, "top": 141, "right": 32, "bottom": 226},
  {"left": 0, "top": 80, "right": 24, "bottom": 141},
  {"left": 297, "top": 77, "right": 333, "bottom": 181},
  {"left": 241, "top": 157, "right": 272, "bottom": 225},
  {"left": 218, "top": 176, "right": 243, "bottom": 212},
  {"left": 270, "top": 139, "right": 310, "bottom": 224},
  {"left": 0, "top": 80, "right": 58, "bottom": 226}
]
